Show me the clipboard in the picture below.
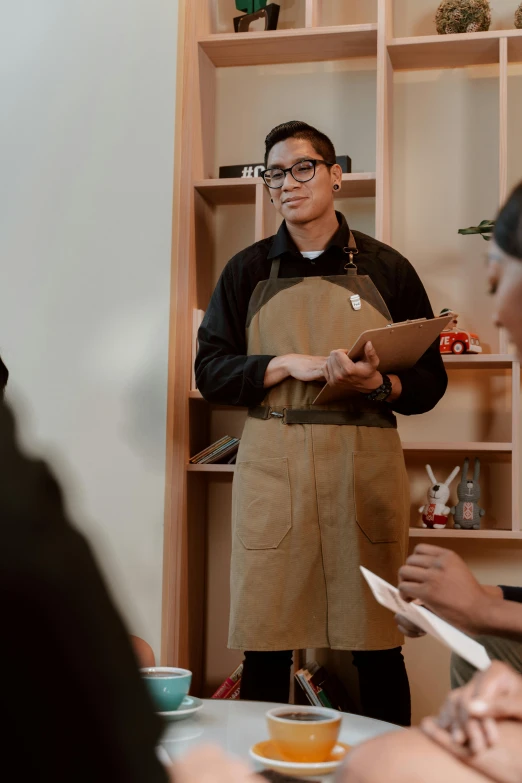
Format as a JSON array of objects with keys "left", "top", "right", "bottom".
[{"left": 313, "top": 313, "right": 453, "bottom": 406}]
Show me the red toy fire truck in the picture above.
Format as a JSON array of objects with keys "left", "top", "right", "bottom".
[{"left": 439, "top": 309, "right": 482, "bottom": 355}]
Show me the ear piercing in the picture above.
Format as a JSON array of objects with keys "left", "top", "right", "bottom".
[{"left": 333, "top": 184, "right": 340, "bottom": 191}]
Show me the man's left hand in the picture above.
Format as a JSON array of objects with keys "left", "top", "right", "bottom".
[{"left": 323, "top": 341, "right": 383, "bottom": 394}]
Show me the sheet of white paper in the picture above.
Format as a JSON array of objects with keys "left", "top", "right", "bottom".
[{"left": 360, "top": 566, "right": 491, "bottom": 671}]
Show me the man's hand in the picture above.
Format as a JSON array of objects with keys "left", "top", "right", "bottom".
[
  {"left": 264, "top": 354, "right": 327, "bottom": 387},
  {"left": 170, "top": 745, "right": 263, "bottom": 783},
  {"left": 398, "top": 544, "right": 500, "bottom": 635},
  {"left": 286, "top": 354, "right": 328, "bottom": 382},
  {"left": 323, "top": 341, "right": 383, "bottom": 394}
]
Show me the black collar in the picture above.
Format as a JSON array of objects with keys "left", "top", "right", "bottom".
[{"left": 267, "top": 211, "right": 350, "bottom": 260}]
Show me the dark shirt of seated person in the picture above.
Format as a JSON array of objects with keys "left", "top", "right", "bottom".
[
  {"left": 338, "top": 660, "right": 522, "bottom": 783},
  {"left": 0, "top": 399, "right": 168, "bottom": 782}
]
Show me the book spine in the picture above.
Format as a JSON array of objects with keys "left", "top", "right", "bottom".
[
  {"left": 296, "top": 670, "right": 320, "bottom": 707},
  {"left": 295, "top": 672, "right": 314, "bottom": 706},
  {"left": 211, "top": 663, "right": 243, "bottom": 699},
  {"left": 225, "top": 678, "right": 241, "bottom": 700}
]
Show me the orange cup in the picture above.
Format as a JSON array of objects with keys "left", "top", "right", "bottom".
[{"left": 266, "top": 706, "right": 342, "bottom": 763}]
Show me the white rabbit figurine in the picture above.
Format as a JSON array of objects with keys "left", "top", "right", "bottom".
[{"left": 419, "top": 464, "right": 460, "bottom": 529}]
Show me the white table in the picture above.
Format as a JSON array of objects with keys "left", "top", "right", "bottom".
[{"left": 160, "top": 699, "right": 399, "bottom": 781}]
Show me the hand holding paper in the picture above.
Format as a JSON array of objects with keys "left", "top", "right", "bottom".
[{"left": 360, "top": 566, "right": 491, "bottom": 671}]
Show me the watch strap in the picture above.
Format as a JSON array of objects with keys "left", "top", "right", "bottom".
[{"left": 364, "top": 374, "right": 392, "bottom": 402}]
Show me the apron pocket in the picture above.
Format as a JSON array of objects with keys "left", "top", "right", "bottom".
[
  {"left": 234, "top": 457, "right": 292, "bottom": 550},
  {"left": 353, "top": 451, "right": 403, "bottom": 543}
]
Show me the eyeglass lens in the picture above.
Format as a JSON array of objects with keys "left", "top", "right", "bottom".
[{"left": 264, "top": 160, "right": 315, "bottom": 188}]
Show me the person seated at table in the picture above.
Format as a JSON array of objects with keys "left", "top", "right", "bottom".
[
  {"left": 396, "top": 544, "right": 522, "bottom": 687},
  {"left": 334, "top": 180, "right": 522, "bottom": 783},
  {"left": 340, "top": 660, "right": 522, "bottom": 783},
  {"left": 0, "top": 398, "right": 168, "bottom": 782}
]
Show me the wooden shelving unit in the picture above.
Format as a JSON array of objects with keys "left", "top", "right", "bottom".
[{"left": 163, "top": 0, "right": 522, "bottom": 689}]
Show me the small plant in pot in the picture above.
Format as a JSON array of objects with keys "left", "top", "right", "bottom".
[
  {"left": 435, "top": 0, "right": 491, "bottom": 34},
  {"left": 516, "top": 2, "right": 522, "bottom": 29},
  {"left": 458, "top": 219, "right": 495, "bottom": 240}
]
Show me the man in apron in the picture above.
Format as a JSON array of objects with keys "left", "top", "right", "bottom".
[{"left": 196, "top": 121, "right": 447, "bottom": 726}]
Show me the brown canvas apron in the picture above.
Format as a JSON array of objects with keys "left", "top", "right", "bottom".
[{"left": 228, "top": 234, "right": 409, "bottom": 652}]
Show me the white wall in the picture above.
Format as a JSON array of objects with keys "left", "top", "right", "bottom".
[{"left": 0, "top": 0, "right": 179, "bottom": 659}]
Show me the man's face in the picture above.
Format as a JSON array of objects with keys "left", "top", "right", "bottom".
[
  {"left": 488, "top": 239, "right": 522, "bottom": 356},
  {"left": 266, "top": 138, "right": 340, "bottom": 225}
]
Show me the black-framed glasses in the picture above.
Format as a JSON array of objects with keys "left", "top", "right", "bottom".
[{"left": 261, "top": 158, "right": 335, "bottom": 189}]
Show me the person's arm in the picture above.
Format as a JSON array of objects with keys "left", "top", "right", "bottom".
[
  {"left": 398, "top": 545, "right": 522, "bottom": 641},
  {"left": 196, "top": 256, "right": 326, "bottom": 405},
  {"left": 388, "top": 257, "right": 448, "bottom": 415},
  {"left": 195, "top": 260, "right": 276, "bottom": 406}
]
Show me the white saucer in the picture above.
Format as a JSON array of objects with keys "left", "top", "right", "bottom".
[
  {"left": 250, "top": 740, "right": 350, "bottom": 777},
  {"left": 158, "top": 696, "right": 203, "bottom": 721}
]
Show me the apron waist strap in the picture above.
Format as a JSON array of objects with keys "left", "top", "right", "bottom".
[{"left": 248, "top": 406, "right": 397, "bottom": 428}]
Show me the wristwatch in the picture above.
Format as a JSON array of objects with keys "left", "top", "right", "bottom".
[{"left": 364, "top": 374, "right": 392, "bottom": 402}]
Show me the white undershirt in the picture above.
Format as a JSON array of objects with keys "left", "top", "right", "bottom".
[{"left": 301, "top": 250, "right": 325, "bottom": 260}]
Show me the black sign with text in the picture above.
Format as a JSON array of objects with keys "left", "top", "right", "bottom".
[{"left": 219, "top": 155, "right": 352, "bottom": 179}]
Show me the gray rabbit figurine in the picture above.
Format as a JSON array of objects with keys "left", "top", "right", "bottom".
[{"left": 451, "top": 457, "right": 485, "bottom": 530}]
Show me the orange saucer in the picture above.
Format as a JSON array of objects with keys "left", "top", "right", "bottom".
[{"left": 249, "top": 740, "right": 350, "bottom": 777}]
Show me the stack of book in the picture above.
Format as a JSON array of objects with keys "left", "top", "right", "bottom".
[
  {"left": 190, "top": 436, "right": 240, "bottom": 465},
  {"left": 295, "top": 661, "right": 353, "bottom": 713},
  {"left": 211, "top": 663, "right": 243, "bottom": 700}
]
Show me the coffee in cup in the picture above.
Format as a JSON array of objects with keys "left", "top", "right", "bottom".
[
  {"left": 141, "top": 667, "right": 192, "bottom": 712},
  {"left": 266, "top": 705, "right": 341, "bottom": 763}
]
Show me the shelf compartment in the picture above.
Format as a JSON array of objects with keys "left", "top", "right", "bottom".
[
  {"left": 443, "top": 354, "right": 516, "bottom": 369},
  {"left": 388, "top": 30, "right": 522, "bottom": 71},
  {"left": 198, "top": 24, "right": 378, "bottom": 68},
  {"left": 410, "top": 528, "right": 522, "bottom": 539},
  {"left": 195, "top": 173, "right": 376, "bottom": 207}
]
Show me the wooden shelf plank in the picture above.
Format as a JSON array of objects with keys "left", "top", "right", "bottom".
[
  {"left": 195, "top": 178, "right": 258, "bottom": 206},
  {"left": 187, "top": 464, "right": 235, "bottom": 473},
  {"left": 443, "top": 354, "right": 516, "bottom": 369},
  {"left": 402, "top": 442, "right": 512, "bottom": 452},
  {"left": 388, "top": 30, "right": 522, "bottom": 71},
  {"left": 194, "top": 173, "right": 376, "bottom": 206},
  {"left": 410, "top": 528, "right": 522, "bottom": 539},
  {"left": 198, "top": 25, "right": 378, "bottom": 68}
]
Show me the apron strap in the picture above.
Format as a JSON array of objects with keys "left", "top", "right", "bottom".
[
  {"left": 344, "top": 231, "right": 359, "bottom": 275},
  {"left": 269, "top": 258, "right": 281, "bottom": 279}
]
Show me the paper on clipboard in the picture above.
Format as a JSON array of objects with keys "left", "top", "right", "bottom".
[
  {"left": 313, "top": 313, "right": 453, "bottom": 406},
  {"left": 360, "top": 566, "right": 491, "bottom": 672}
]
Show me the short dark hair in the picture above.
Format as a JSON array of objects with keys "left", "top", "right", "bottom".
[
  {"left": 495, "top": 182, "right": 522, "bottom": 261},
  {"left": 0, "top": 355, "right": 8, "bottom": 394},
  {"left": 264, "top": 121, "right": 336, "bottom": 167}
]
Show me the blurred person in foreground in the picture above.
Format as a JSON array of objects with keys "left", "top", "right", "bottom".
[
  {"left": 337, "top": 184, "right": 522, "bottom": 782},
  {"left": 0, "top": 364, "right": 262, "bottom": 781}
]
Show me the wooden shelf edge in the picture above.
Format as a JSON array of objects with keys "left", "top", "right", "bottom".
[
  {"left": 198, "top": 24, "right": 379, "bottom": 68},
  {"left": 410, "top": 528, "right": 522, "bottom": 539},
  {"left": 187, "top": 464, "right": 235, "bottom": 473},
  {"left": 443, "top": 353, "right": 516, "bottom": 369},
  {"left": 194, "top": 173, "right": 376, "bottom": 205},
  {"left": 389, "top": 29, "right": 522, "bottom": 71},
  {"left": 402, "top": 442, "right": 512, "bottom": 452}
]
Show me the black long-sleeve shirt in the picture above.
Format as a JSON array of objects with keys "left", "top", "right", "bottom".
[{"left": 196, "top": 212, "right": 448, "bottom": 415}]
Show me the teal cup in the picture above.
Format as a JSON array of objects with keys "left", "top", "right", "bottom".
[{"left": 141, "top": 667, "right": 192, "bottom": 712}]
